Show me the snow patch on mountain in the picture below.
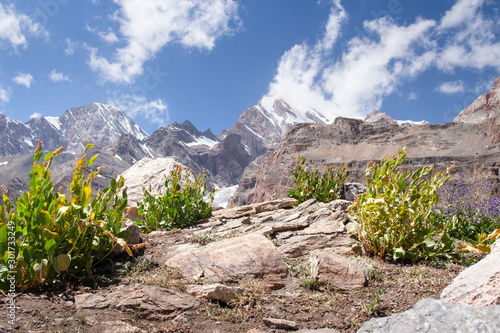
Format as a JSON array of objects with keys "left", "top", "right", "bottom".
[
  {"left": 45, "top": 116, "right": 62, "bottom": 131},
  {"left": 185, "top": 135, "right": 219, "bottom": 148},
  {"left": 209, "top": 185, "right": 239, "bottom": 208}
]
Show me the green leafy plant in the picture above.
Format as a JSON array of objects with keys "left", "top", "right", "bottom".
[
  {"left": 288, "top": 155, "right": 349, "bottom": 204},
  {"left": 136, "top": 165, "right": 214, "bottom": 233},
  {"left": 351, "top": 147, "right": 455, "bottom": 261},
  {"left": 0, "top": 141, "right": 133, "bottom": 291},
  {"left": 363, "top": 287, "right": 385, "bottom": 316},
  {"left": 460, "top": 228, "right": 500, "bottom": 255}
]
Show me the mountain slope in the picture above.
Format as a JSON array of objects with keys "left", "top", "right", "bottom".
[
  {"left": 220, "top": 97, "right": 331, "bottom": 158},
  {"left": 0, "top": 103, "right": 149, "bottom": 156}
]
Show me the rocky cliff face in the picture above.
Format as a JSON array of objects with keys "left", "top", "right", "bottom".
[
  {"left": 0, "top": 103, "right": 148, "bottom": 156},
  {"left": 453, "top": 75, "right": 500, "bottom": 143},
  {"left": 238, "top": 117, "right": 500, "bottom": 204}
]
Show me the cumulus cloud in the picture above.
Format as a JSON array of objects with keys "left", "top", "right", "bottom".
[
  {"left": 108, "top": 93, "right": 169, "bottom": 125},
  {"left": 13, "top": 73, "right": 34, "bottom": 88},
  {"left": 0, "top": 3, "right": 47, "bottom": 50},
  {"left": 435, "top": 81, "right": 465, "bottom": 94},
  {"left": 30, "top": 112, "right": 42, "bottom": 119},
  {"left": 89, "top": 0, "right": 241, "bottom": 83},
  {"left": 0, "top": 87, "right": 10, "bottom": 104},
  {"left": 264, "top": 0, "right": 500, "bottom": 119},
  {"left": 49, "top": 70, "right": 71, "bottom": 82},
  {"left": 437, "top": 0, "right": 500, "bottom": 71}
]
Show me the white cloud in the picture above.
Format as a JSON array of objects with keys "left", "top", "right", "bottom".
[
  {"left": 89, "top": 0, "right": 241, "bottom": 83},
  {"left": 13, "top": 73, "right": 34, "bottom": 88},
  {"left": 264, "top": 0, "right": 500, "bottom": 119},
  {"left": 65, "top": 38, "right": 76, "bottom": 55},
  {"left": 99, "top": 31, "right": 118, "bottom": 43},
  {"left": 437, "top": 0, "right": 500, "bottom": 71},
  {"left": 108, "top": 93, "right": 169, "bottom": 125},
  {"left": 435, "top": 80, "right": 465, "bottom": 94},
  {"left": 408, "top": 92, "right": 418, "bottom": 100},
  {"left": 266, "top": 12, "right": 436, "bottom": 118},
  {"left": 0, "top": 3, "right": 47, "bottom": 50},
  {"left": 30, "top": 112, "right": 42, "bottom": 119},
  {"left": 0, "top": 87, "right": 10, "bottom": 104},
  {"left": 49, "top": 69, "right": 71, "bottom": 82},
  {"left": 439, "top": 0, "right": 484, "bottom": 29}
]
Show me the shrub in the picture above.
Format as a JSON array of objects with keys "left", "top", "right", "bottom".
[
  {"left": 136, "top": 165, "right": 214, "bottom": 233},
  {"left": 0, "top": 142, "right": 132, "bottom": 291},
  {"left": 435, "top": 175, "right": 500, "bottom": 243},
  {"left": 351, "top": 147, "right": 455, "bottom": 261},
  {"left": 288, "top": 155, "right": 349, "bottom": 204}
]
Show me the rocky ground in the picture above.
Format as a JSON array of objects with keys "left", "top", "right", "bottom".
[{"left": 0, "top": 198, "right": 490, "bottom": 333}]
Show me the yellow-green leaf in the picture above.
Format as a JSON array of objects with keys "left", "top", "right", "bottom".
[{"left": 52, "top": 254, "right": 71, "bottom": 273}]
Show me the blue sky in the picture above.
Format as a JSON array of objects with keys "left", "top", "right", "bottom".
[{"left": 0, "top": 0, "right": 499, "bottom": 135}]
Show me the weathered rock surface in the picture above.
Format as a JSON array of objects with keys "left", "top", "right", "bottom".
[
  {"left": 357, "top": 298, "right": 500, "bottom": 333},
  {"left": 121, "top": 157, "right": 193, "bottom": 205},
  {"left": 166, "top": 233, "right": 288, "bottom": 287},
  {"left": 185, "top": 284, "right": 245, "bottom": 304},
  {"left": 248, "top": 117, "right": 500, "bottom": 203},
  {"left": 454, "top": 75, "right": 500, "bottom": 125},
  {"left": 315, "top": 250, "right": 367, "bottom": 290},
  {"left": 440, "top": 239, "right": 500, "bottom": 307},
  {"left": 263, "top": 317, "right": 299, "bottom": 330},
  {"left": 75, "top": 285, "right": 200, "bottom": 319},
  {"left": 101, "top": 321, "right": 147, "bottom": 333}
]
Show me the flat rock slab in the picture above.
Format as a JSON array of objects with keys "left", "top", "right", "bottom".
[
  {"left": 263, "top": 317, "right": 298, "bottom": 330},
  {"left": 315, "top": 250, "right": 366, "bottom": 290},
  {"left": 441, "top": 239, "right": 500, "bottom": 307},
  {"left": 166, "top": 233, "right": 288, "bottom": 286},
  {"left": 279, "top": 235, "right": 355, "bottom": 258},
  {"left": 101, "top": 321, "right": 147, "bottom": 333},
  {"left": 185, "top": 283, "right": 245, "bottom": 304},
  {"left": 75, "top": 285, "right": 200, "bottom": 319},
  {"left": 357, "top": 298, "right": 500, "bottom": 333}
]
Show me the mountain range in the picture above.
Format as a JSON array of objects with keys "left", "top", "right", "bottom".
[{"left": 1, "top": 74, "right": 499, "bottom": 206}]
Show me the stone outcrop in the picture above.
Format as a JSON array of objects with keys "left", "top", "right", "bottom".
[
  {"left": 357, "top": 298, "right": 500, "bottom": 333},
  {"left": 166, "top": 233, "right": 288, "bottom": 287},
  {"left": 440, "top": 239, "right": 500, "bottom": 307},
  {"left": 454, "top": 75, "right": 500, "bottom": 125},
  {"left": 75, "top": 285, "right": 200, "bottom": 320},
  {"left": 120, "top": 157, "right": 193, "bottom": 206},
  {"left": 160, "top": 198, "right": 363, "bottom": 292}
]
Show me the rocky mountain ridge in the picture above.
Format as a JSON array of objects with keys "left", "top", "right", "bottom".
[
  {"left": 0, "top": 103, "right": 148, "bottom": 156},
  {"left": 229, "top": 74, "right": 500, "bottom": 205}
]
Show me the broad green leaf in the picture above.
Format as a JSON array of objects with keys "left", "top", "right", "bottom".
[
  {"left": 45, "top": 239, "right": 57, "bottom": 256},
  {"left": 423, "top": 238, "right": 436, "bottom": 248}
]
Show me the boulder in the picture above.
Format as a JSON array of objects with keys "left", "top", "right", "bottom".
[
  {"left": 315, "top": 250, "right": 367, "bottom": 290},
  {"left": 440, "top": 239, "right": 500, "bottom": 307},
  {"left": 166, "top": 233, "right": 287, "bottom": 287},
  {"left": 357, "top": 298, "right": 500, "bottom": 333}
]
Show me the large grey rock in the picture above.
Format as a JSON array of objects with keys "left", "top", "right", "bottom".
[
  {"left": 166, "top": 233, "right": 288, "bottom": 287},
  {"left": 357, "top": 298, "right": 500, "bottom": 333},
  {"left": 440, "top": 239, "right": 500, "bottom": 307}
]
